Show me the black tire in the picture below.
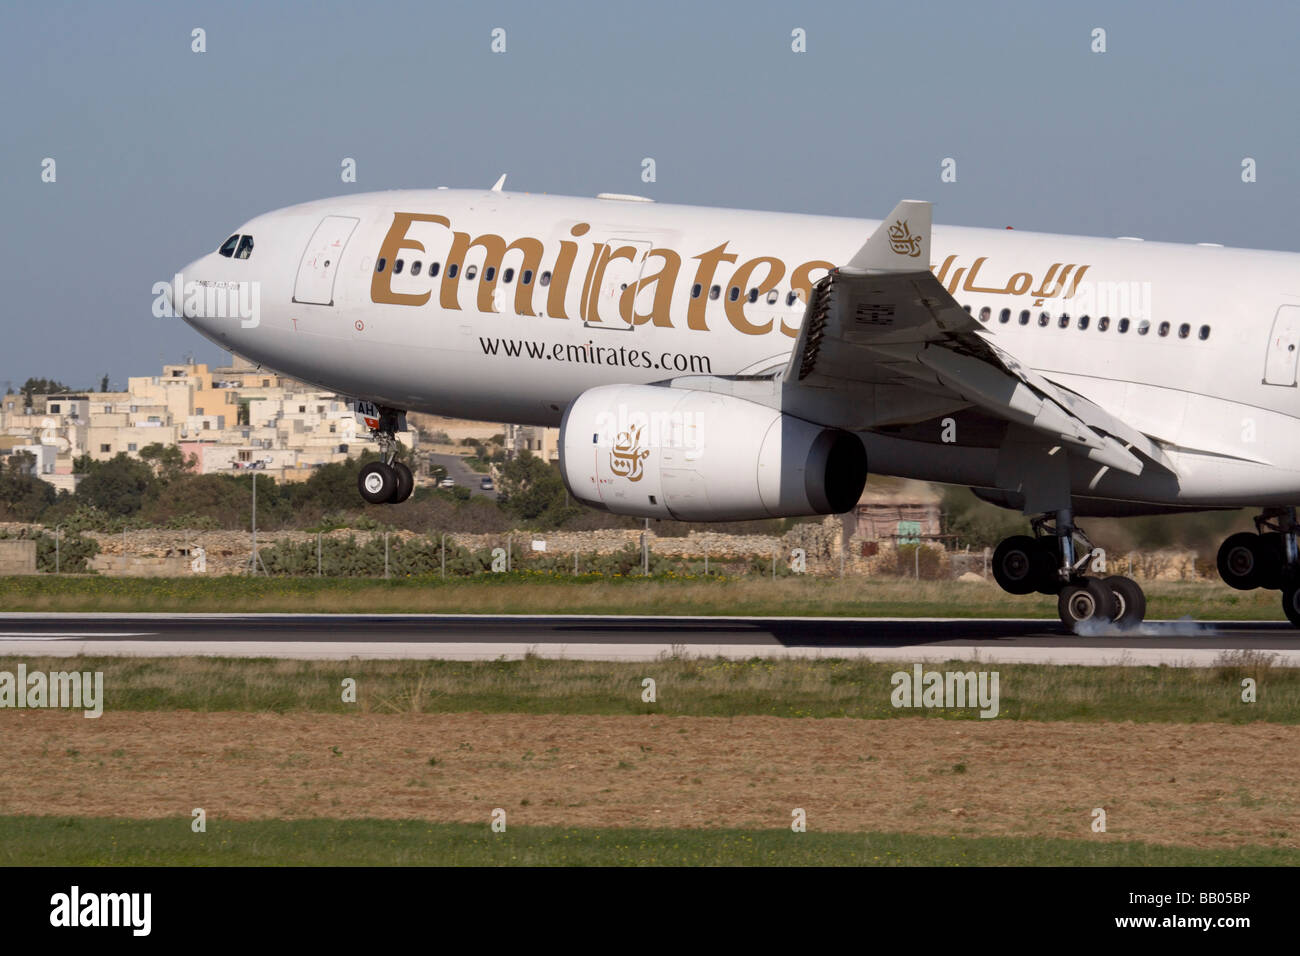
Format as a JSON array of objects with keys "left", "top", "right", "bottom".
[
  {"left": 1033, "top": 539, "right": 1065, "bottom": 595},
  {"left": 1057, "top": 578, "right": 1117, "bottom": 630},
  {"left": 358, "top": 462, "right": 397, "bottom": 504},
  {"left": 1217, "top": 532, "right": 1265, "bottom": 590},
  {"left": 1256, "top": 532, "right": 1286, "bottom": 590},
  {"left": 1103, "top": 575, "right": 1146, "bottom": 629},
  {"left": 993, "top": 535, "right": 1051, "bottom": 595},
  {"left": 390, "top": 461, "right": 414, "bottom": 503},
  {"left": 1283, "top": 584, "right": 1300, "bottom": 628}
]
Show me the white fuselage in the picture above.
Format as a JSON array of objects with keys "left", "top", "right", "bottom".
[{"left": 177, "top": 188, "right": 1300, "bottom": 510}]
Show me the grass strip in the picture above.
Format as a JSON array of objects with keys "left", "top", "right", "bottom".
[
  {"left": 0, "top": 574, "right": 1288, "bottom": 619},
  {"left": 2, "top": 815, "right": 1293, "bottom": 866},
  {"left": 1, "top": 654, "right": 1292, "bottom": 722}
]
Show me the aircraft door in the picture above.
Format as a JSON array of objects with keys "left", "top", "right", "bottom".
[
  {"left": 584, "top": 237, "right": 652, "bottom": 331},
  {"left": 1264, "top": 305, "right": 1300, "bottom": 386},
  {"left": 293, "top": 215, "right": 360, "bottom": 306}
]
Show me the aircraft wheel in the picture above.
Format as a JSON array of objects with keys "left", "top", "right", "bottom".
[
  {"left": 1282, "top": 583, "right": 1300, "bottom": 628},
  {"left": 358, "top": 462, "right": 397, "bottom": 504},
  {"left": 391, "top": 461, "right": 414, "bottom": 504},
  {"left": 1103, "top": 575, "right": 1146, "bottom": 629},
  {"left": 1217, "top": 533, "right": 1266, "bottom": 590},
  {"left": 1256, "top": 532, "right": 1286, "bottom": 590},
  {"left": 1057, "top": 578, "right": 1117, "bottom": 631},
  {"left": 992, "top": 535, "right": 1054, "bottom": 595}
]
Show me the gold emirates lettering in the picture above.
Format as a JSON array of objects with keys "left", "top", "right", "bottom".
[
  {"left": 370, "top": 212, "right": 821, "bottom": 338},
  {"left": 369, "top": 212, "right": 1091, "bottom": 336}
]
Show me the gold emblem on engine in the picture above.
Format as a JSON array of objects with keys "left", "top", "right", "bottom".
[
  {"left": 610, "top": 426, "right": 650, "bottom": 482},
  {"left": 888, "top": 219, "right": 923, "bottom": 257}
]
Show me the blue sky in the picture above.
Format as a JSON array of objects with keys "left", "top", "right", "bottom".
[{"left": 2, "top": 0, "right": 1298, "bottom": 388}]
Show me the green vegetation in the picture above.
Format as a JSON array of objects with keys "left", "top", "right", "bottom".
[
  {"left": 257, "top": 538, "right": 677, "bottom": 578},
  {"left": 0, "top": 573, "right": 1286, "bottom": 619},
  {"left": 0, "top": 526, "right": 100, "bottom": 573},
  {"left": 0, "top": 816, "right": 1290, "bottom": 866},
  {"left": 2, "top": 653, "right": 1292, "bottom": 722},
  {"left": 2, "top": 442, "right": 811, "bottom": 538},
  {"left": 496, "top": 450, "right": 577, "bottom": 526}
]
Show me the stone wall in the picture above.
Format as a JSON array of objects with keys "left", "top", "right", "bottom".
[
  {"left": 0, "top": 539, "right": 36, "bottom": 575},
  {"left": 0, "top": 519, "right": 1213, "bottom": 581}
]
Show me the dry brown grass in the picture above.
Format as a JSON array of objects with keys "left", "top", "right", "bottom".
[{"left": 3, "top": 710, "right": 1296, "bottom": 849}]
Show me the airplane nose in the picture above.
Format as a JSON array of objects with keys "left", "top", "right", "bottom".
[{"left": 172, "top": 256, "right": 212, "bottom": 334}]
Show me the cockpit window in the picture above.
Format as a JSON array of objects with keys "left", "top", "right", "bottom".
[
  {"left": 219, "top": 235, "right": 240, "bottom": 258},
  {"left": 235, "top": 235, "right": 254, "bottom": 259}
]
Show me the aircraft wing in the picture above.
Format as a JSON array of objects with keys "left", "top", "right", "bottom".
[{"left": 781, "top": 200, "right": 1173, "bottom": 477}]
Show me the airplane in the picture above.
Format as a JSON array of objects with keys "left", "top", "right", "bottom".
[{"left": 171, "top": 180, "right": 1300, "bottom": 631}]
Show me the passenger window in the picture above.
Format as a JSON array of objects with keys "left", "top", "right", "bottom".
[
  {"left": 429, "top": 262, "right": 440, "bottom": 278},
  {"left": 691, "top": 283, "right": 702, "bottom": 298},
  {"left": 503, "top": 268, "right": 514, "bottom": 283},
  {"left": 411, "top": 261, "right": 422, "bottom": 276},
  {"left": 1098, "top": 316, "right": 1110, "bottom": 331},
  {"left": 1199, "top": 325, "right": 1211, "bottom": 340},
  {"left": 1018, "top": 310, "right": 1030, "bottom": 325},
  {"left": 1078, "top": 315, "right": 1090, "bottom": 330},
  {"left": 1157, "top": 321, "right": 1170, "bottom": 337},
  {"left": 465, "top": 265, "right": 477, "bottom": 280},
  {"left": 375, "top": 258, "right": 387, "bottom": 273},
  {"left": 979, "top": 306, "right": 991, "bottom": 322},
  {"left": 1058, "top": 313, "right": 1070, "bottom": 329},
  {"left": 219, "top": 235, "right": 240, "bottom": 258},
  {"left": 1178, "top": 323, "right": 1190, "bottom": 339},
  {"left": 767, "top": 290, "right": 779, "bottom": 305},
  {"left": 1118, "top": 317, "right": 1130, "bottom": 333},
  {"left": 1038, "top": 312, "right": 1050, "bottom": 327},
  {"left": 522, "top": 269, "right": 533, "bottom": 284},
  {"left": 729, "top": 287, "right": 740, "bottom": 302},
  {"left": 484, "top": 266, "right": 496, "bottom": 282},
  {"left": 747, "top": 288, "right": 759, "bottom": 303},
  {"left": 1137, "top": 320, "right": 1150, "bottom": 335},
  {"left": 999, "top": 308, "right": 1011, "bottom": 323},
  {"left": 235, "top": 235, "right": 254, "bottom": 259},
  {"left": 710, "top": 285, "right": 721, "bottom": 300},
  {"left": 786, "top": 291, "right": 799, "bottom": 306},
  {"left": 394, "top": 259, "right": 405, "bottom": 275},
  {"left": 540, "top": 270, "right": 551, "bottom": 286},
  {"left": 448, "top": 263, "right": 459, "bottom": 278}
]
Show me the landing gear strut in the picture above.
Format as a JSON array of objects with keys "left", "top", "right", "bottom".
[
  {"left": 355, "top": 405, "right": 414, "bottom": 505},
  {"left": 1217, "top": 507, "right": 1300, "bottom": 626},
  {"left": 992, "top": 509, "right": 1146, "bottom": 632}
]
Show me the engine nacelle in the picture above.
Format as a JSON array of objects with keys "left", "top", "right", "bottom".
[{"left": 559, "top": 385, "right": 868, "bottom": 521}]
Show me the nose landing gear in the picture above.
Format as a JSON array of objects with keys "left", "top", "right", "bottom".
[
  {"left": 355, "top": 404, "right": 414, "bottom": 505},
  {"left": 992, "top": 509, "right": 1146, "bottom": 632},
  {"left": 358, "top": 459, "right": 413, "bottom": 504}
]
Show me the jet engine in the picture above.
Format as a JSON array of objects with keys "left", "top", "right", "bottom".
[{"left": 558, "top": 385, "right": 868, "bottom": 521}]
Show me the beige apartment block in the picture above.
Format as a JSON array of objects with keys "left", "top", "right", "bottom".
[
  {"left": 505, "top": 423, "right": 559, "bottom": 462},
  {"left": 3, "top": 358, "right": 418, "bottom": 486}
]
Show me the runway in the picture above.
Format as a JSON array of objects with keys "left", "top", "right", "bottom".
[{"left": 0, "top": 613, "right": 1297, "bottom": 665}]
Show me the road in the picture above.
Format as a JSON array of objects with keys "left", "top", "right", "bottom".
[
  {"left": 427, "top": 454, "right": 495, "bottom": 498},
  {"left": 0, "top": 613, "right": 1296, "bottom": 664}
]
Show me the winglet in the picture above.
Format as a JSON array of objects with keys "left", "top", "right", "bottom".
[
  {"left": 843, "top": 199, "right": 931, "bottom": 273},
  {"left": 490, "top": 173, "right": 507, "bottom": 192}
]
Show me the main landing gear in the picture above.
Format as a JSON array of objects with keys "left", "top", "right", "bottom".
[
  {"left": 991, "top": 510, "right": 1146, "bottom": 632},
  {"left": 1216, "top": 507, "right": 1300, "bottom": 626},
  {"left": 356, "top": 406, "right": 413, "bottom": 505}
]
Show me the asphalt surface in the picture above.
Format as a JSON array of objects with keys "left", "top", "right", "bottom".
[
  {"left": 428, "top": 453, "right": 496, "bottom": 498},
  {"left": 0, "top": 614, "right": 1296, "bottom": 664}
]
